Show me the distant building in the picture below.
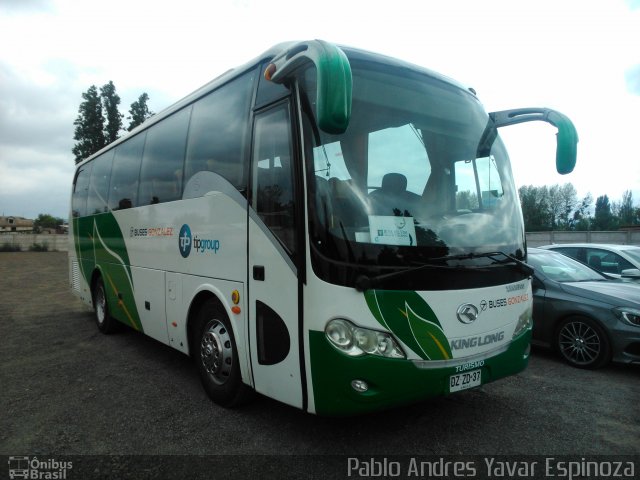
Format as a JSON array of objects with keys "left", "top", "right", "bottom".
[{"left": 0, "top": 216, "right": 34, "bottom": 233}]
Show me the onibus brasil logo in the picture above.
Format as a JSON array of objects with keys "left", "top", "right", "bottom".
[
  {"left": 179, "top": 224, "right": 220, "bottom": 258},
  {"left": 8, "top": 456, "right": 72, "bottom": 479}
]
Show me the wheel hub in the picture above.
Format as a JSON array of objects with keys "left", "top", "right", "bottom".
[
  {"left": 95, "top": 288, "right": 106, "bottom": 324},
  {"left": 200, "top": 320, "right": 233, "bottom": 385},
  {"left": 572, "top": 337, "right": 585, "bottom": 349}
]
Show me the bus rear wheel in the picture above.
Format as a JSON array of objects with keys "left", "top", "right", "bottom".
[
  {"left": 92, "top": 277, "right": 119, "bottom": 334},
  {"left": 194, "top": 299, "right": 252, "bottom": 407}
]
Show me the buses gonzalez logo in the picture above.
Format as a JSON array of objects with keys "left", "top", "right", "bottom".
[{"left": 179, "top": 224, "right": 220, "bottom": 258}]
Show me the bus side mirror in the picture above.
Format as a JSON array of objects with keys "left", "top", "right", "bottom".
[
  {"left": 486, "top": 108, "right": 578, "bottom": 175},
  {"left": 546, "top": 110, "right": 578, "bottom": 175},
  {"left": 265, "top": 40, "right": 352, "bottom": 134}
]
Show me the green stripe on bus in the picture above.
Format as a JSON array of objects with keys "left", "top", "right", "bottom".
[
  {"left": 364, "top": 290, "right": 452, "bottom": 361},
  {"left": 73, "top": 212, "right": 142, "bottom": 332}
]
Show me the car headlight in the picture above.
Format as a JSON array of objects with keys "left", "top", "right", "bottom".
[
  {"left": 512, "top": 307, "right": 533, "bottom": 338},
  {"left": 325, "top": 319, "right": 406, "bottom": 359},
  {"left": 613, "top": 307, "right": 640, "bottom": 327}
]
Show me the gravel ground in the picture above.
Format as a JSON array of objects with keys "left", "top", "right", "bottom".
[{"left": 1, "top": 252, "right": 638, "bottom": 477}]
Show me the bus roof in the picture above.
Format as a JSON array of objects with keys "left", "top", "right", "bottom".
[{"left": 75, "top": 40, "right": 474, "bottom": 168}]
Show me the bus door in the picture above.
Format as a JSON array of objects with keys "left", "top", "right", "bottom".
[{"left": 248, "top": 103, "right": 303, "bottom": 409}]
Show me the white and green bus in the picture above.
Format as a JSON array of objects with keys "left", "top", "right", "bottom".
[{"left": 70, "top": 40, "right": 577, "bottom": 415}]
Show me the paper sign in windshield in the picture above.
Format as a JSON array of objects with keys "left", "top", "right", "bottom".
[{"left": 368, "top": 215, "right": 416, "bottom": 246}]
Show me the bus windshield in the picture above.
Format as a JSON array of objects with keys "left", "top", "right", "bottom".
[{"left": 301, "top": 56, "right": 524, "bottom": 282}]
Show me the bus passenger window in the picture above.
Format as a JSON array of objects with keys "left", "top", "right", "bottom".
[
  {"left": 138, "top": 107, "right": 190, "bottom": 206},
  {"left": 72, "top": 163, "right": 92, "bottom": 217},
  {"left": 184, "top": 71, "right": 254, "bottom": 195},
  {"left": 87, "top": 150, "right": 114, "bottom": 215},
  {"left": 108, "top": 132, "right": 145, "bottom": 210},
  {"left": 251, "top": 105, "right": 296, "bottom": 256}
]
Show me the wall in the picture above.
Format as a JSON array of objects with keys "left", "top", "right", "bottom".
[
  {"left": 0, "top": 233, "right": 70, "bottom": 252},
  {"left": 526, "top": 230, "right": 640, "bottom": 247}
]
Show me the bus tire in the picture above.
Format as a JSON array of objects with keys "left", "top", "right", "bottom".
[
  {"left": 555, "top": 316, "right": 611, "bottom": 369},
  {"left": 194, "top": 299, "right": 253, "bottom": 407},
  {"left": 93, "top": 277, "right": 119, "bottom": 334}
]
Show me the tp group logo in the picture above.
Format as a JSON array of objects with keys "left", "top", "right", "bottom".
[
  {"left": 179, "top": 224, "right": 192, "bottom": 258},
  {"left": 178, "top": 224, "right": 220, "bottom": 258}
]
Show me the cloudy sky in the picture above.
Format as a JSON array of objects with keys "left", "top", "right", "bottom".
[{"left": 1, "top": 0, "right": 639, "bottom": 220}]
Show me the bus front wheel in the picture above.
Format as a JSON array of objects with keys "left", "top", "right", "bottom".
[
  {"left": 92, "top": 277, "right": 119, "bottom": 334},
  {"left": 194, "top": 299, "right": 252, "bottom": 407}
]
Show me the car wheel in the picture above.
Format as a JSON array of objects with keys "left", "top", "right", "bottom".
[
  {"left": 93, "top": 277, "right": 119, "bottom": 334},
  {"left": 193, "top": 299, "right": 253, "bottom": 407},
  {"left": 555, "top": 316, "right": 611, "bottom": 369}
]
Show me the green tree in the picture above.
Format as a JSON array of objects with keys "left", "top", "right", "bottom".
[
  {"left": 33, "top": 214, "right": 64, "bottom": 232},
  {"left": 544, "top": 183, "right": 576, "bottom": 230},
  {"left": 593, "top": 195, "right": 615, "bottom": 230},
  {"left": 455, "top": 190, "right": 478, "bottom": 210},
  {"left": 100, "top": 81, "right": 123, "bottom": 143},
  {"left": 557, "top": 183, "right": 578, "bottom": 230},
  {"left": 72, "top": 85, "right": 105, "bottom": 164},
  {"left": 618, "top": 190, "right": 635, "bottom": 226},
  {"left": 572, "top": 193, "right": 593, "bottom": 230},
  {"left": 127, "top": 93, "right": 154, "bottom": 131},
  {"left": 541, "top": 183, "right": 578, "bottom": 230},
  {"left": 547, "top": 184, "right": 563, "bottom": 229},
  {"left": 519, "top": 185, "right": 552, "bottom": 231}
]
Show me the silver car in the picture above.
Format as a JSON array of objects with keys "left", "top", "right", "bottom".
[
  {"left": 538, "top": 243, "right": 640, "bottom": 282},
  {"left": 528, "top": 248, "right": 640, "bottom": 368}
]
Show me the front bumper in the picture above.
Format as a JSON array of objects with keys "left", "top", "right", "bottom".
[{"left": 309, "top": 329, "right": 531, "bottom": 416}]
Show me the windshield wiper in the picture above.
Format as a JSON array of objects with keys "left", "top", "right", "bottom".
[
  {"left": 439, "top": 251, "right": 535, "bottom": 277},
  {"left": 355, "top": 262, "right": 474, "bottom": 291},
  {"left": 354, "top": 251, "right": 534, "bottom": 292}
]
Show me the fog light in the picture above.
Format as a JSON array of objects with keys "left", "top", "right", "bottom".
[
  {"left": 351, "top": 379, "right": 369, "bottom": 393},
  {"left": 523, "top": 343, "right": 531, "bottom": 359}
]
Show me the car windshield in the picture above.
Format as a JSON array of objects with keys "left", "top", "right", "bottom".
[
  {"left": 528, "top": 251, "right": 606, "bottom": 282},
  {"left": 622, "top": 247, "right": 640, "bottom": 264},
  {"left": 300, "top": 55, "right": 524, "bottom": 272}
]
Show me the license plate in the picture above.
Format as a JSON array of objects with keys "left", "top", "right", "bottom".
[{"left": 449, "top": 369, "right": 482, "bottom": 393}]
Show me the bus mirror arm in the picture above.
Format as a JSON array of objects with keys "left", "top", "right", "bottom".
[
  {"left": 478, "top": 108, "right": 578, "bottom": 175},
  {"left": 265, "top": 40, "right": 352, "bottom": 135}
]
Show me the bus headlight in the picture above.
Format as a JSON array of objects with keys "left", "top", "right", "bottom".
[
  {"left": 512, "top": 308, "right": 532, "bottom": 338},
  {"left": 325, "top": 319, "right": 405, "bottom": 359}
]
